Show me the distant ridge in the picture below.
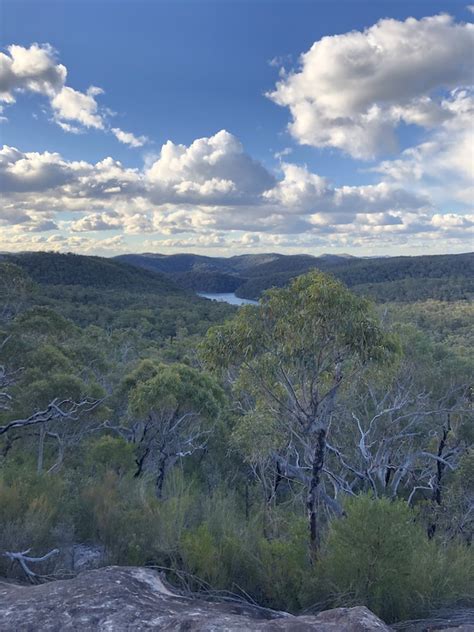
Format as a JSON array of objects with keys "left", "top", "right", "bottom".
[
  {"left": 1, "top": 251, "right": 183, "bottom": 295},
  {"left": 115, "top": 252, "right": 474, "bottom": 302},
  {"left": 2, "top": 250, "right": 471, "bottom": 303}
]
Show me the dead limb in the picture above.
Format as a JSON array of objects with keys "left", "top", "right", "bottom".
[{"left": 3, "top": 548, "right": 60, "bottom": 583}]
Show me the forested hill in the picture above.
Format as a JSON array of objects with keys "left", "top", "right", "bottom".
[
  {"left": 236, "top": 252, "right": 474, "bottom": 301},
  {"left": 1, "top": 252, "right": 181, "bottom": 295},
  {"left": 116, "top": 252, "right": 474, "bottom": 302},
  {"left": 0, "top": 251, "right": 234, "bottom": 335}
]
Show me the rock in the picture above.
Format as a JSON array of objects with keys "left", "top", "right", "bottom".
[
  {"left": 70, "top": 543, "right": 106, "bottom": 572},
  {"left": 0, "top": 565, "right": 391, "bottom": 631},
  {"left": 392, "top": 609, "right": 474, "bottom": 631}
]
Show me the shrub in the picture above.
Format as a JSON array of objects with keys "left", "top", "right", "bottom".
[
  {"left": 317, "top": 494, "right": 474, "bottom": 622},
  {"left": 0, "top": 472, "right": 67, "bottom": 576},
  {"left": 85, "top": 436, "right": 135, "bottom": 477}
]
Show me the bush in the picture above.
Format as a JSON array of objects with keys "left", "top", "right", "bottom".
[
  {"left": 317, "top": 494, "right": 474, "bottom": 622},
  {"left": 85, "top": 436, "right": 135, "bottom": 477},
  {"left": 0, "top": 472, "right": 68, "bottom": 577}
]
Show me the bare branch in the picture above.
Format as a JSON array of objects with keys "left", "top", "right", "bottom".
[{"left": 0, "top": 398, "right": 102, "bottom": 436}]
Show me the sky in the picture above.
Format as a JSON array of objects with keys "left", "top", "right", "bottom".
[{"left": 1, "top": 0, "right": 473, "bottom": 257}]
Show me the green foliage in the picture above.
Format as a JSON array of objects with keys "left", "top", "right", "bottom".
[
  {"left": 85, "top": 436, "right": 135, "bottom": 476},
  {"left": 0, "top": 262, "right": 37, "bottom": 321},
  {"left": 202, "top": 271, "right": 397, "bottom": 371},
  {"left": 128, "top": 362, "right": 224, "bottom": 421},
  {"left": 0, "top": 253, "right": 471, "bottom": 624},
  {"left": 117, "top": 251, "right": 474, "bottom": 303},
  {"left": 318, "top": 495, "right": 474, "bottom": 622},
  {"left": 234, "top": 252, "right": 474, "bottom": 302},
  {"left": 0, "top": 470, "right": 68, "bottom": 574},
  {"left": 387, "top": 300, "right": 474, "bottom": 362},
  {"left": 3, "top": 252, "right": 180, "bottom": 294},
  {"left": 231, "top": 408, "right": 285, "bottom": 463}
]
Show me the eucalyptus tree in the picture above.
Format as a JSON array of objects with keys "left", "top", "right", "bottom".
[
  {"left": 328, "top": 369, "right": 470, "bottom": 505},
  {"left": 201, "top": 271, "right": 396, "bottom": 554},
  {"left": 0, "top": 307, "right": 105, "bottom": 472},
  {"left": 123, "top": 361, "right": 225, "bottom": 497},
  {"left": 0, "top": 263, "right": 35, "bottom": 323}
]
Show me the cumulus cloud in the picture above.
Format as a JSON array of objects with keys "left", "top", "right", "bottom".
[
  {"left": 0, "top": 43, "right": 66, "bottom": 102},
  {"left": 0, "top": 145, "right": 141, "bottom": 197},
  {"left": 111, "top": 128, "right": 149, "bottom": 148},
  {"left": 374, "top": 89, "right": 474, "bottom": 205},
  {"left": 70, "top": 211, "right": 122, "bottom": 232},
  {"left": 1, "top": 125, "right": 472, "bottom": 254},
  {"left": 268, "top": 14, "right": 474, "bottom": 158},
  {"left": 146, "top": 130, "right": 275, "bottom": 204},
  {"left": 51, "top": 86, "right": 105, "bottom": 129},
  {"left": 263, "top": 162, "right": 429, "bottom": 220},
  {"left": 0, "top": 145, "right": 76, "bottom": 192},
  {"left": 0, "top": 43, "right": 147, "bottom": 146}
]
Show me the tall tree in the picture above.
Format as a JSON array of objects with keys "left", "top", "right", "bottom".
[
  {"left": 124, "top": 361, "right": 225, "bottom": 497},
  {"left": 202, "top": 271, "right": 396, "bottom": 554}
]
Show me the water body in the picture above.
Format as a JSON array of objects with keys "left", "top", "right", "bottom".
[{"left": 197, "top": 292, "right": 258, "bottom": 306}]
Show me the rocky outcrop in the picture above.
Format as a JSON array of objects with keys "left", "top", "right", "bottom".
[
  {"left": 70, "top": 543, "right": 106, "bottom": 572},
  {"left": 0, "top": 565, "right": 391, "bottom": 631}
]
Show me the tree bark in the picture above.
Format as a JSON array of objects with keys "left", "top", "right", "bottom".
[
  {"left": 307, "top": 428, "right": 326, "bottom": 559},
  {"left": 427, "top": 415, "right": 450, "bottom": 539},
  {"left": 155, "top": 456, "right": 167, "bottom": 498},
  {"left": 37, "top": 425, "right": 45, "bottom": 474}
]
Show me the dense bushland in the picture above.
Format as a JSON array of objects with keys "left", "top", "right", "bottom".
[
  {"left": 0, "top": 257, "right": 472, "bottom": 623},
  {"left": 115, "top": 251, "right": 474, "bottom": 303}
]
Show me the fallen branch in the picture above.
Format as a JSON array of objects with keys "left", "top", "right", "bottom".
[{"left": 3, "top": 548, "right": 60, "bottom": 583}]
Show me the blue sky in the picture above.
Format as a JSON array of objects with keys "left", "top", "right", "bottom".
[{"left": 1, "top": 0, "right": 473, "bottom": 255}]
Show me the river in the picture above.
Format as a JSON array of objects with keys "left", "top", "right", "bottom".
[{"left": 197, "top": 292, "right": 258, "bottom": 306}]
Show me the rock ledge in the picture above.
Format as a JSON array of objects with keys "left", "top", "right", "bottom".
[{"left": 0, "top": 565, "right": 390, "bottom": 631}]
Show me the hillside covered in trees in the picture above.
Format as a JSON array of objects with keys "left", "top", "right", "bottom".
[
  {"left": 0, "top": 252, "right": 472, "bottom": 624},
  {"left": 116, "top": 251, "right": 474, "bottom": 302}
]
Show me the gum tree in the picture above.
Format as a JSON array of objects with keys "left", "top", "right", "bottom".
[
  {"left": 124, "top": 361, "right": 225, "bottom": 497},
  {"left": 201, "top": 271, "right": 396, "bottom": 555}
]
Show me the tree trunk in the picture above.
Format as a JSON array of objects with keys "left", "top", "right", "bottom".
[
  {"left": 134, "top": 421, "right": 151, "bottom": 478},
  {"left": 307, "top": 428, "right": 326, "bottom": 559},
  {"left": 155, "top": 457, "right": 167, "bottom": 498},
  {"left": 134, "top": 449, "right": 148, "bottom": 478},
  {"left": 427, "top": 415, "right": 450, "bottom": 539},
  {"left": 245, "top": 480, "right": 250, "bottom": 521},
  {"left": 37, "top": 426, "right": 45, "bottom": 474}
]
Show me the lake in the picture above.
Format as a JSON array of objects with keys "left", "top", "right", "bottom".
[{"left": 197, "top": 292, "right": 258, "bottom": 306}]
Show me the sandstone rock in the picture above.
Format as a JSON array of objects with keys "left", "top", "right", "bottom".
[
  {"left": 70, "top": 543, "right": 106, "bottom": 572},
  {"left": 0, "top": 565, "right": 391, "bottom": 631}
]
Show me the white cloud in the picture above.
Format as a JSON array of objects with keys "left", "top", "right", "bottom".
[
  {"left": 111, "top": 128, "right": 148, "bottom": 148},
  {"left": 268, "top": 14, "right": 474, "bottom": 158},
  {"left": 0, "top": 145, "right": 76, "bottom": 192},
  {"left": 0, "top": 230, "right": 127, "bottom": 255},
  {"left": 1, "top": 126, "right": 472, "bottom": 255},
  {"left": 146, "top": 130, "right": 275, "bottom": 204},
  {"left": 70, "top": 211, "right": 122, "bottom": 232},
  {"left": 263, "top": 163, "right": 327, "bottom": 210},
  {"left": 51, "top": 86, "right": 104, "bottom": 129},
  {"left": 374, "top": 89, "right": 474, "bottom": 205},
  {"left": 263, "top": 162, "right": 429, "bottom": 219},
  {"left": 0, "top": 43, "right": 147, "bottom": 146},
  {"left": 0, "top": 43, "right": 66, "bottom": 102}
]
